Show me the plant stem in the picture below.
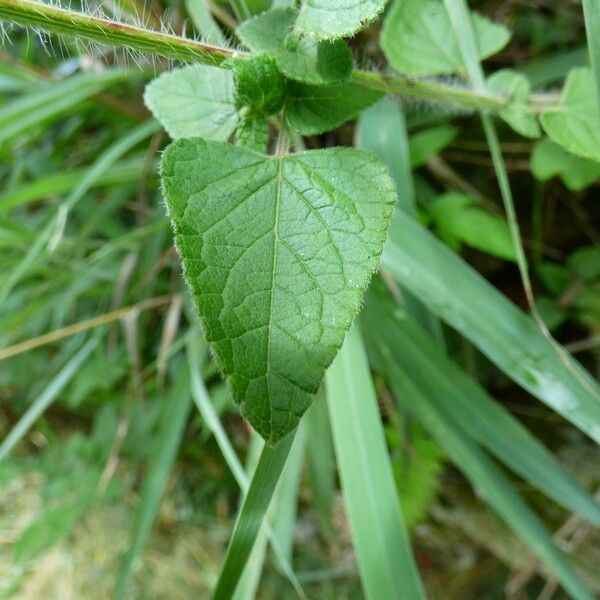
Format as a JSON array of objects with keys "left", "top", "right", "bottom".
[
  {"left": 0, "top": 0, "right": 559, "bottom": 114},
  {"left": 0, "top": 0, "right": 241, "bottom": 64}
]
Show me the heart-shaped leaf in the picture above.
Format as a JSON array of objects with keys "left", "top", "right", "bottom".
[{"left": 161, "top": 139, "right": 396, "bottom": 443}]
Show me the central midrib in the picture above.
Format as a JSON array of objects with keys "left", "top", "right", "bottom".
[{"left": 266, "top": 155, "right": 285, "bottom": 438}]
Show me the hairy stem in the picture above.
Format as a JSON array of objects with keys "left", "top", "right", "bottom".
[
  {"left": 0, "top": 0, "right": 242, "bottom": 64},
  {"left": 0, "top": 0, "right": 558, "bottom": 114}
]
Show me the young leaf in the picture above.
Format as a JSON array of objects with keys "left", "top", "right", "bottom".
[
  {"left": 531, "top": 137, "right": 600, "bottom": 191},
  {"left": 160, "top": 139, "right": 396, "bottom": 443},
  {"left": 285, "top": 81, "right": 383, "bottom": 135},
  {"left": 294, "top": 0, "right": 388, "bottom": 40},
  {"left": 231, "top": 55, "right": 286, "bottom": 115},
  {"left": 487, "top": 69, "right": 541, "bottom": 138},
  {"left": 540, "top": 67, "right": 600, "bottom": 162},
  {"left": 428, "top": 192, "right": 517, "bottom": 261},
  {"left": 381, "top": 0, "right": 510, "bottom": 76},
  {"left": 144, "top": 64, "right": 238, "bottom": 140},
  {"left": 408, "top": 124, "right": 459, "bottom": 167},
  {"left": 236, "top": 8, "right": 353, "bottom": 85}
]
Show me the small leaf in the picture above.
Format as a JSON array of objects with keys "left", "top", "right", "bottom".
[
  {"left": 488, "top": 69, "right": 541, "bottom": 138},
  {"left": 408, "top": 124, "right": 459, "bottom": 167},
  {"left": 381, "top": 0, "right": 510, "bottom": 76},
  {"left": 531, "top": 137, "right": 600, "bottom": 190},
  {"left": 144, "top": 64, "right": 238, "bottom": 140},
  {"left": 160, "top": 139, "right": 396, "bottom": 443},
  {"left": 429, "top": 192, "right": 516, "bottom": 261},
  {"left": 231, "top": 55, "right": 286, "bottom": 115},
  {"left": 235, "top": 110, "right": 269, "bottom": 153},
  {"left": 540, "top": 68, "right": 600, "bottom": 162},
  {"left": 285, "top": 81, "right": 383, "bottom": 135},
  {"left": 236, "top": 8, "right": 353, "bottom": 85},
  {"left": 294, "top": 0, "right": 388, "bottom": 40}
]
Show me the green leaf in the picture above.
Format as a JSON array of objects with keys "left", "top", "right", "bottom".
[
  {"left": 540, "top": 67, "right": 600, "bottom": 162},
  {"left": 326, "top": 324, "right": 426, "bottom": 600},
  {"left": 408, "top": 124, "right": 459, "bottom": 167},
  {"left": 382, "top": 211, "right": 600, "bottom": 445},
  {"left": 487, "top": 69, "right": 541, "bottom": 138},
  {"left": 231, "top": 55, "right": 286, "bottom": 115},
  {"left": 160, "top": 139, "right": 395, "bottom": 443},
  {"left": 531, "top": 137, "right": 600, "bottom": 190},
  {"left": 185, "top": 0, "right": 227, "bottom": 45},
  {"left": 212, "top": 431, "right": 296, "bottom": 600},
  {"left": 236, "top": 8, "right": 353, "bottom": 85},
  {"left": 381, "top": 0, "right": 510, "bottom": 76},
  {"left": 429, "top": 192, "right": 517, "bottom": 261},
  {"left": 285, "top": 81, "right": 383, "bottom": 135},
  {"left": 294, "top": 0, "right": 388, "bottom": 40},
  {"left": 362, "top": 287, "right": 600, "bottom": 526},
  {"left": 235, "top": 110, "right": 269, "bottom": 153},
  {"left": 144, "top": 64, "right": 238, "bottom": 140}
]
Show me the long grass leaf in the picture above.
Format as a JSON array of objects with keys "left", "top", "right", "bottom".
[
  {"left": 326, "top": 324, "right": 425, "bottom": 600},
  {"left": 370, "top": 333, "right": 594, "bottom": 600},
  {"left": 211, "top": 430, "right": 296, "bottom": 600},
  {"left": 0, "top": 337, "right": 97, "bottom": 462},
  {"left": 382, "top": 212, "right": 600, "bottom": 444},
  {"left": 362, "top": 287, "right": 600, "bottom": 525},
  {"left": 582, "top": 0, "right": 600, "bottom": 110}
]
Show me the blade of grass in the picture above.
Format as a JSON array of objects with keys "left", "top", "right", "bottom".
[
  {"left": 582, "top": 0, "right": 600, "bottom": 111},
  {"left": 370, "top": 333, "right": 594, "bottom": 600},
  {"left": 0, "top": 157, "right": 147, "bottom": 211},
  {"left": 326, "top": 324, "right": 425, "bottom": 600},
  {"left": 211, "top": 430, "right": 296, "bottom": 600},
  {"left": 114, "top": 363, "right": 193, "bottom": 599},
  {"left": 362, "top": 286, "right": 600, "bottom": 526},
  {"left": 0, "top": 337, "right": 97, "bottom": 462},
  {"left": 382, "top": 211, "right": 600, "bottom": 444},
  {"left": 305, "top": 392, "right": 335, "bottom": 543},
  {"left": 186, "top": 335, "right": 305, "bottom": 599},
  {"left": 184, "top": 0, "right": 227, "bottom": 46}
]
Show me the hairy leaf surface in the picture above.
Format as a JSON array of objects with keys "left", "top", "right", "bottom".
[
  {"left": 161, "top": 139, "right": 396, "bottom": 443},
  {"left": 236, "top": 8, "right": 352, "bottom": 85},
  {"left": 295, "top": 0, "right": 388, "bottom": 40},
  {"left": 540, "top": 67, "right": 600, "bottom": 162},
  {"left": 285, "top": 81, "right": 383, "bottom": 135},
  {"left": 381, "top": 0, "right": 510, "bottom": 76},
  {"left": 144, "top": 65, "right": 238, "bottom": 140}
]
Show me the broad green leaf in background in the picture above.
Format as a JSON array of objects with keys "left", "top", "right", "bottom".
[
  {"left": 381, "top": 0, "right": 510, "bottom": 76},
  {"left": 531, "top": 137, "right": 600, "bottom": 191},
  {"left": 161, "top": 139, "right": 396, "bottom": 443},
  {"left": 231, "top": 55, "right": 286, "bottom": 115},
  {"left": 294, "top": 0, "right": 388, "bottom": 40},
  {"left": 326, "top": 324, "right": 426, "bottom": 600},
  {"left": 144, "top": 64, "right": 238, "bottom": 140},
  {"left": 408, "top": 123, "right": 459, "bottom": 167},
  {"left": 285, "top": 81, "right": 383, "bottom": 135},
  {"left": 235, "top": 110, "right": 269, "bottom": 153},
  {"left": 382, "top": 211, "right": 600, "bottom": 445},
  {"left": 236, "top": 8, "right": 353, "bottom": 85},
  {"left": 487, "top": 69, "right": 541, "bottom": 138},
  {"left": 540, "top": 67, "right": 600, "bottom": 162},
  {"left": 428, "top": 192, "right": 517, "bottom": 261}
]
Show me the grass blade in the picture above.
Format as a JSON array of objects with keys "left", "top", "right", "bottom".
[
  {"left": 326, "top": 324, "right": 425, "bottom": 600},
  {"left": 382, "top": 211, "right": 600, "bottom": 444},
  {"left": 305, "top": 393, "right": 335, "bottom": 542},
  {"left": 0, "top": 337, "right": 97, "bottom": 462},
  {"left": 114, "top": 364, "right": 193, "bottom": 599},
  {"left": 370, "top": 336, "right": 594, "bottom": 600},
  {"left": 583, "top": 0, "right": 600, "bottom": 110},
  {"left": 211, "top": 430, "right": 295, "bottom": 600},
  {"left": 362, "top": 286, "right": 600, "bottom": 526}
]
